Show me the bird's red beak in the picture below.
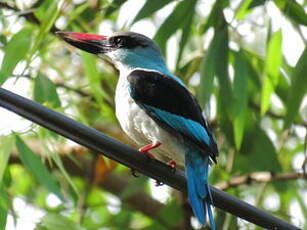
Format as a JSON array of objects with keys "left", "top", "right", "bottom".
[{"left": 57, "top": 31, "right": 110, "bottom": 54}]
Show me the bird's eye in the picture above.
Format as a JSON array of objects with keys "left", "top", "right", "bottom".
[{"left": 114, "top": 37, "right": 125, "bottom": 47}]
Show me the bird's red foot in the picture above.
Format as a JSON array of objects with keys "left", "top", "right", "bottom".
[
  {"left": 138, "top": 142, "right": 161, "bottom": 159},
  {"left": 167, "top": 160, "right": 176, "bottom": 169}
]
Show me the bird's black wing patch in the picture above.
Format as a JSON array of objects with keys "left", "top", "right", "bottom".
[{"left": 127, "top": 70, "right": 218, "bottom": 161}]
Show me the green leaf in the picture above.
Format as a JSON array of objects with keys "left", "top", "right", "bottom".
[
  {"left": 175, "top": 6, "right": 195, "bottom": 68},
  {"left": 15, "top": 135, "right": 63, "bottom": 200},
  {"left": 200, "top": 0, "right": 229, "bottom": 33},
  {"left": 274, "top": 0, "right": 307, "bottom": 26},
  {"left": 0, "top": 136, "right": 15, "bottom": 182},
  {"left": 0, "top": 183, "right": 9, "bottom": 229},
  {"left": 214, "top": 19, "right": 233, "bottom": 115},
  {"left": 235, "top": 0, "right": 253, "bottom": 20},
  {"left": 154, "top": 0, "right": 197, "bottom": 55},
  {"left": 284, "top": 48, "right": 307, "bottom": 128},
  {"left": 158, "top": 200, "right": 183, "bottom": 227},
  {"left": 34, "top": 74, "right": 61, "bottom": 107},
  {"left": 0, "top": 28, "right": 32, "bottom": 85},
  {"left": 40, "top": 213, "right": 84, "bottom": 230},
  {"left": 197, "top": 47, "right": 215, "bottom": 108},
  {"left": 234, "top": 126, "right": 281, "bottom": 173},
  {"left": 0, "top": 184, "right": 9, "bottom": 230},
  {"left": 261, "top": 30, "right": 282, "bottom": 115},
  {"left": 232, "top": 51, "right": 249, "bottom": 149},
  {"left": 132, "top": 0, "right": 173, "bottom": 24},
  {"left": 198, "top": 15, "right": 232, "bottom": 116},
  {"left": 80, "top": 51, "right": 106, "bottom": 105},
  {"left": 105, "top": 0, "right": 127, "bottom": 17}
]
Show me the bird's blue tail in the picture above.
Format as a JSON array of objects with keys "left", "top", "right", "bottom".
[{"left": 185, "top": 149, "right": 215, "bottom": 229}]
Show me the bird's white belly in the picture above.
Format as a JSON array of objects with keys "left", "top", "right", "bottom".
[{"left": 115, "top": 76, "right": 185, "bottom": 165}]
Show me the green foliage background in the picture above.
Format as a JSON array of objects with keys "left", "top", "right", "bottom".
[{"left": 0, "top": 0, "right": 306, "bottom": 229}]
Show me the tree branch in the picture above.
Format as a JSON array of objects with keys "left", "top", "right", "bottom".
[{"left": 215, "top": 171, "right": 307, "bottom": 190}]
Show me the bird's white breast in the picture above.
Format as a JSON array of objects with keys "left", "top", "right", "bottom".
[{"left": 115, "top": 70, "right": 185, "bottom": 165}]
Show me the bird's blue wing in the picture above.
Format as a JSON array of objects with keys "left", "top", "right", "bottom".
[{"left": 127, "top": 70, "right": 218, "bottom": 160}]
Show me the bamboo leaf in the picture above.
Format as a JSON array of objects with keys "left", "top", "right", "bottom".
[
  {"left": 40, "top": 213, "right": 84, "bottom": 230},
  {"left": 15, "top": 136, "right": 63, "bottom": 200},
  {"left": 132, "top": 0, "right": 173, "bottom": 24},
  {"left": 235, "top": 0, "right": 253, "bottom": 20},
  {"left": 0, "top": 136, "right": 15, "bottom": 182},
  {"left": 233, "top": 51, "right": 248, "bottom": 149},
  {"left": 274, "top": 0, "right": 307, "bottom": 26},
  {"left": 235, "top": 126, "right": 281, "bottom": 173},
  {"left": 0, "top": 28, "right": 32, "bottom": 85},
  {"left": 198, "top": 15, "right": 232, "bottom": 115},
  {"left": 34, "top": 74, "right": 61, "bottom": 108},
  {"left": 261, "top": 30, "right": 282, "bottom": 115},
  {"left": 0, "top": 184, "right": 9, "bottom": 230},
  {"left": 154, "top": 0, "right": 197, "bottom": 55},
  {"left": 284, "top": 48, "right": 307, "bottom": 128},
  {"left": 80, "top": 51, "right": 106, "bottom": 105}
]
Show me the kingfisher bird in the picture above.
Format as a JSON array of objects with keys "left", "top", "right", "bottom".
[{"left": 58, "top": 31, "right": 218, "bottom": 228}]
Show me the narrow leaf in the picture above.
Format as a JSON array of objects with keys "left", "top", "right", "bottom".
[
  {"left": 0, "top": 28, "right": 32, "bottom": 85},
  {"left": 34, "top": 74, "right": 61, "bottom": 107},
  {"left": 261, "top": 30, "right": 282, "bottom": 114},
  {"left": 198, "top": 15, "right": 232, "bottom": 115},
  {"left": 154, "top": 0, "right": 197, "bottom": 55},
  {"left": 214, "top": 19, "right": 233, "bottom": 115},
  {"left": 0, "top": 136, "right": 15, "bottom": 182},
  {"left": 233, "top": 51, "right": 248, "bottom": 149},
  {"left": 274, "top": 0, "right": 307, "bottom": 26},
  {"left": 15, "top": 136, "right": 63, "bottom": 200},
  {"left": 0, "top": 184, "right": 8, "bottom": 230},
  {"left": 284, "top": 48, "right": 307, "bottom": 128},
  {"left": 235, "top": 0, "right": 253, "bottom": 20},
  {"left": 132, "top": 0, "right": 173, "bottom": 24},
  {"left": 234, "top": 126, "right": 281, "bottom": 173},
  {"left": 40, "top": 213, "right": 84, "bottom": 230},
  {"left": 80, "top": 51, "right": 106, "bottom": 105}
]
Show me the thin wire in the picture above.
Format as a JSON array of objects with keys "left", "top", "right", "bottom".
[{"left": 0, "top": 87, "right": 302, "bottom": 230}]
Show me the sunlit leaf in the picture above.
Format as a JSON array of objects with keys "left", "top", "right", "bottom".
[
  {"left": 274, "top": 0, "right": 307, "bottom": 26},
  {"left": 0, "top": 135, "right": 14, "bottom": 182},
  {"left": 34, "top": 74, "right": 61, "bottom": 108},
  {"left": 0, "top": 184, "right": 9, "bottom": 230},
  {"left": 40, "top": 213, "right": 84, "bottom": 230},
  {"left": 261, "top": 30, "right": 282, "bottom": 115},
  {"left": 132, "top": 0, "right": 173, "bottom": 24},
  {"left": 80, "top": 51, "right": 106, "bottom": 105},
  {"left": 201, "top": 0, "right": 229, "bottom": 33},
  {"left": 233, "top": 51, "right": 248, "bottom": 149},
  {"left": 154, "top": 0, "right": 197, "bottom": 55},
  {"left": 0, "top": 28, "right": 32, "bottom": 85},
  {"left": 15, "top": 136, "right": 63, "bottom": 200},
  {"left": 198, "top": 16, "right": 232, "bottom": 113},
  {"left": 105, "top": 0, "right": 127, "bottom": 17},
  {"left": 284, "top": 47, "right": 307, "bottom": 128},
  {"left": 235, "top": 0, "right": 253, "bottom": 20}
]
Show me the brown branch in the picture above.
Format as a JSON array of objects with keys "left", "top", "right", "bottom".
[{"left": 215, "top": 171, "right": 307, "bottom": 190}]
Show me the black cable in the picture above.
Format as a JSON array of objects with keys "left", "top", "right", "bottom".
[{"left": 0, "top": 87, "right": 301, "bottom": 230}]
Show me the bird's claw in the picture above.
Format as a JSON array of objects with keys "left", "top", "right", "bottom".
[
  {"left": 155, "top": 181, "right": 164, "bottom": 186},
  {"left": 131, "top": 168, "right": 139, "bottom": 177}
]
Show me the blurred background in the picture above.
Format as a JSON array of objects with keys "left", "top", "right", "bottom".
[{"left": 0, "top": 0, "right": 306, "bottom": 229}]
